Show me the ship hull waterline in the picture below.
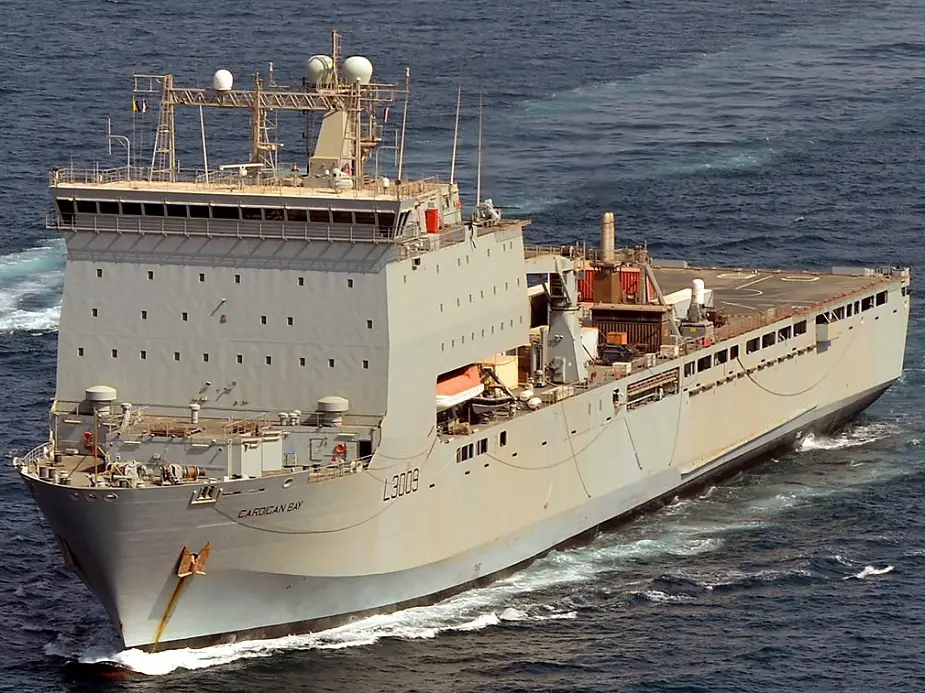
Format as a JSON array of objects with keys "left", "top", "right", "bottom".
[{"left": 25, "top": 380, "right": 892, "bottom": 653}]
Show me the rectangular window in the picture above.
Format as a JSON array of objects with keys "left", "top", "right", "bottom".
[
  {"left": 332, "top": 210, "right": 353, "bottom": 225},
  {"left": 746, "top": 337, "right": 760, "bottom": 354},
  {"left": 241, "top": 207, "right": 262, "bottom": 221},
  {"left": 730, "top": 345, "right": 740, "bottom": 359},
  {"left": 78, "top": 347, "right": 84, "bottom": 356},
  {"left": 876, "top": 290, "right": 888, "bottom": 306},
  {"left": 762, "top": 332, "right": 776, "bottom": 348},
  {"left": 286, "top": 209, "right": 308, "bottom": 222},
  {"left": 235, "top": 274, "right": 241, "bottom": 284},
  {"left": 684, "top": 362, "right": 695, "bottom": 377},
  {"left": 91, "top": 308, "right": 98, "bottom": 317},
  {"left": 862, "top": 296, "right": 874, "bottom": 311},
  {"left": 264, "top": 208, "right": 284, "bottom": 221},
  {"left": 140, "top": 310, "right": 147, "bottom": 319},
  {"left": 143, "top": 203, "right": 165, "bottom": 217},
  {"left": 794, "top": 320, "right": 807, "bottom": 335},
  {"left": 140, "top": 350, "right": 146, "bottom": 360},
  {"left": 298, "top": 277, "right": 305, "bottom": 286},
  {"left": 182, "top": 312, "right": 188, "bottom": 321},
  {"left": 363, "top": 359, "right": 369, "bottom": 369},
  {"left": 309, "top": 209, "right": 331, "bottom": 223},
  {"left": 347, "top": 278, "right": 354, "bottom": 288},
  {"left": 189, "top": 205, "right": 210, "bottom": 219},
  {"left": 121, "top": 201, "right": 142, "bottom": 215},
  {"left": 265, "top": 356, "right": 272, "bottom": 365},
  {"left": 57, "top": 199, "right": 75, "bottom": 222},
  {"left": 212, "top": 206, "right": 240, "bottom": 220},
  {"left": 847, "top": 303, "right": 853, "bottom": 317},
  {"left": 260, "top": 315, "right": 267, "bottom": 325},
  {"left": 202, "top": 353, "right": 209, "bottom": 363},
  {"left": 477, "top": 438, "right": 488, "bottom": 455},
  {"left": 147, "top": 270, "right": 154, "bottom": 280},
  {"left": 697, "top": 355, "right": 711, "bottom": 372},
  {"left": 166, "top": 204, "right": 187, "bottom": 218},
  {"left": 354, "top": 211, "right": 376, "bottom": 225},
  {"left": 366, "top": 319, "right": 373, "bottom": 329},
  {"left": 378, "top": 211, "right": 396, "bottom": 233},
  {"left": 98, "top": 201, "right": 119, "bottom": 214},
  {"left": 96, "top": 268, "right": 103, "bottom": 278},
  {"left": 328, "top": 358, "right": 335, "bottom": 368},
  {"left": 237, "top": 354, "right": 243, "bottom": 364},
  {"left": 500, "top": 431, "right": 508, "bottom": 447},
  {"left": 299, "top": 357, "right": 306, "bottom": 367},
  {"left": 833, "top": 306, "right": 845, "bottom": 320},
  {"left": 111, "top": 349, "right": 118, "bottom": 358},
  {"left": 287, "top": 317, "right": 294, "bottom": 326},
  {"left": 174, "top": 352, "right": 181, "bottom": 361},
  {"left": 816, "top": 312, "right": 830, "bottom": 325},
  {"left": 714, "top": 349, "right": 728, "bottom": 366},
  {"left": 778, "top": 326, "right": 792, "bottom": 341},
  {"left": 76, "top": 200, "right": 97, "bottom": 214},
  {"left": 199, "top": 273, "right": 205, "bottom": 282}
]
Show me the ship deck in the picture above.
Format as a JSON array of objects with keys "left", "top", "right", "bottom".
[{"left": 652, "top": 265, "right": 891, "bottom": 316}]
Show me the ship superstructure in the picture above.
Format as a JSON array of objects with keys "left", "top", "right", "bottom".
[{"left": 15, "top": 31, "right": 911, "bottom": 652}]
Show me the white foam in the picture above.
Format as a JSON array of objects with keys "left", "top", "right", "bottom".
[
  {"left": 798, "top": 422, "right": 900, "bottom": 452},
  {"left": 640, "top": 590, "right": 695, "bottom": 604},
  {"left": 844, "top": 565, "right": 894, "bottom": 580},
  {"left": 0, "top": 242, "right": 64, "bottom": 333}
]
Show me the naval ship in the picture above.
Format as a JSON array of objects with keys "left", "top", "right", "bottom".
[{"left": 15, "top": 30, "right": 911, "bottom": 651}]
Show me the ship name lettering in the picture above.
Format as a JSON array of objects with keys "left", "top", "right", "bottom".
[
  {"left": 382, "top": 468, "right": 420, "bottom": 502},
  {"left": 238, "top": 500, "right": 304, "bottom": 519}
]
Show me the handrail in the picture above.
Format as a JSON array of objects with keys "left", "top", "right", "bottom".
[{"left": 12, "top": 442, "right": 51, "bottom": 475}]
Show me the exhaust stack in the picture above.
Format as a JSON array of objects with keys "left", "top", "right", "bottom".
[{"left": 600, "top": 211, "right": 615, "bottom": 264}]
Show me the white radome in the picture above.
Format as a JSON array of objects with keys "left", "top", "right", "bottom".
[
  {"left": 213, "top": 69, "right": 234, "bottom": 92},
  {"left": 306, "top": 55, "right": 334, "bottom": 86},
  {"left": 343, "top": 56, "right": 373, "bottom": 84}
]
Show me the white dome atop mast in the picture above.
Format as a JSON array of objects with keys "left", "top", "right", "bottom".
[
  {"left": 343, "top": 56, "right": 373, "bottom": 84},
  {"left": 212, "top": 69, "right": 234, "bottom": 92},
  {"left": 306, "top": 55, "right": 334, "bottom": 86}
]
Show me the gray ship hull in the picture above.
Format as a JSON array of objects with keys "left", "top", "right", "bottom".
[{"left": 23, "top": 373, "right": 898, "bottom": 651}]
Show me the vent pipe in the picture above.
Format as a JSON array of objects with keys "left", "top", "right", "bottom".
[{"left": 600, "top": 212, "right": 615, "bottom": 264}]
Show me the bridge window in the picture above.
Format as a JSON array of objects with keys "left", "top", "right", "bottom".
[
  {"left": 287, "top": 209, "right": 307, "bottom": 222},
  {"left": 166, "top": 204, "right": 187, "bottom": 218},
  {"left": 861, "top": 296, "right": 874, "bottom": 311},
  {"left": 355, "top": 211, "right": 376, "bottom": 225},
  {"left": 309, "top": 210, "right": 330, "bottom": 223},
  {"left": 189, "top": 205, "right": 210, "bottom": 219},
  {"left": 264, "top": 208, "right": 284, "bottom": 221},
  {"left": 332, "top": 210, "right": 353, "bottom": 224},
  {"left": 714, "top": 349, "right": 728, "bottom": 365},
  {"left": 794, "top": 320, "right": 807, "bottom": 336},
  {"left": 762, "top": 332, "right": 776, "bottom": 348},
  {"left": 121, "top": 202, "right": 141, "bottom": 215},
  {"left": 57, "top": 200, "right": 75, "bottom": 221},
  {"left": 833, "top": 306, "right": 845, "bottom": 320},
  {"left": 98, "top": 201, "right": 119, "bottom": 214},
  {"left": 778, "top": 325, "right": 792, "bottom": 341},
  {"left": 143, "top": 203, "right": 164, "bottom": 217},
  {"left": 746, "top": 337, "right": 760, "bottom": 354},
  {"left": 242, "top": 207, "right": 262, "bottom": 221},
  {"left": 876, "top": 291, "right": 888, "bottom": 306},
  {"left": 212, "top": 206, "right": 239, "bottom": 220},
  {"left": 378, "top": 212, "right": 396, "bottom": 232},
  {"left": 76, "top": 200, "right": 97, "bottom": 214},
  {"left": 697, "top": 355, "right": 711, "bottom": 372}
]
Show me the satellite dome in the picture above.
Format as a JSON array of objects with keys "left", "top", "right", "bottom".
[
  {"left": 343, "top": 56, "right": 373, "bottom": 85},
  {"left": 306, "top": 55, "right": 334, "bottom": 86},
  {"left": 213, "top": 69, "right": 234, "bottom": 92}
]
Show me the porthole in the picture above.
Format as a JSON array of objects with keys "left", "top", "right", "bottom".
[{"left": 283, "top": 478, "right": 293, "bottom": 489}]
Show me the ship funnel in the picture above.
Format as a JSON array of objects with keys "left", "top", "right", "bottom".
[
  {"left": 600, "top": 212, "right": 615, "bottom": 264},
  {"left": 316, "top": 396, "right": 349, "bottom": 427}
]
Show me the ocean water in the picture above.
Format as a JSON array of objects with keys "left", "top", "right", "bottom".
[{"left": 2, "top": 0, "right": 925, "bottom": 690}]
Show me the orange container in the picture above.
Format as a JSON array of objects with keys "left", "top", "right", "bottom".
[{"left": 425, "top": 208, "right": 439, "bottom": 233}]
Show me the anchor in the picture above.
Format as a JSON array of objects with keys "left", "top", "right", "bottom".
[{"left": 152, "top": 542, "right": 212, "bottom": 648}]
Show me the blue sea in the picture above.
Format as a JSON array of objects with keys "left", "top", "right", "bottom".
[{"left": 2, "top": 0, "right": 925, "bottom": 690}]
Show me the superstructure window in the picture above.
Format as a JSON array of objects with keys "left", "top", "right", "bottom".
[
  {"left": 354, "top": 211, "right": 376, "bottom": 225},
  {"left": 762, "top": 332, "right": 776, "bottom": 348},
  {"left": 794, "top": 320, "right": 807, "bottom": 336},
  {"left": 299, "top": 357, "right": 306, "bottom": 367},
  {"left": 189, "top": 205, "right": 210, "bottom": 219},
  {"left": 500, "top": 431, "right": 508, "bottom": 447},
  {"left": 684, "top": 362, "right": 695, "bottom": 377},
  {"left": 237, "top": 354, "right": 243, "bottom": 364},
  {"left": 111, "top": 349, "right": 118, "bottom": 358},
  {"left": 78, "top": 347, "right": 84, "bottom": 356},
  {"left": 147, "top": 270, "right": 154, "bottom": 280},
  {"left": 265, "top": 356, "right": 272, "bottom": 365},
  {"left": 730, "top": 345, "right": 739, "bottom": 359},
  {"left": 166, "top": 204, "right": 187, "bottom": 218},
  {"left": 778, "top": 326, "right": 792, "bottom": 341},
  {"left": 98, "top": 201, "right": 119, "bottom": 214},
  {"left": 96, "top": 268, "right": 103, "bottom": 278},
  {"left": 309, "top": 210, "right": 330, "bottom": 223},
  {"left": 174, "top": 352, "right": 181, "bottom": 361},
  {"left": 363, "top": 359, "right": 369, "bottom": 369},
  {"left": 241, "top": 207, "right": 262, "bottom": 221},
  {"left": 121, "top": 202, "right": 142, "bottom": 215},
  {"left": 212, "top": 206, "right": 239, "bottom": 220},
  {"left": 286, "top": 209, "right": 308, "bottom": 222},
  {"left": 332, "top": 210, "right": 353, "bottom": 225},
  {"left": 876, "top": 291, "right": 888, "bottom": 306},
  {"left": 143, "top": 203, "right": 165, "bottom": 217},
  {"left": 264, "top": 208, "right": 283, "bottom": 221},
  {"left": 57, "top": 199, "right": 75, "bottom": 222},
  {"left": 140, "top": 310, "right": 147, "bottom": 319},
  {"left": 833, "top": 306, "right": 845, "bottom": 320},
  {"left": 235, "top": 274, "right": 241, "bottom": 284},
  {"left": 714, "top": 349, "right": 728, "bottom": 365},
  {"left": 140, "top": 350, "right": 146, "bottom": 359},
  {"left": 202, "top": 353, "right": 209, "bottom": 363},
  {"left": 76, "top": 200, "right": 97, "bottom": 214},
  {"left": 477, "top": 438, "right": 488, "bottom": 455},
  {"left": 697, "top": 355, "right": 711, "bottom": 372},
  {"left": 746, "top": 337, "right": 760, "bottom": 354},
  {"left": 378, "top": 211, "right": 396, "bottom": 233}
]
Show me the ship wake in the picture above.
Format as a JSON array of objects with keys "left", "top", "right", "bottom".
[{"left": 0, "top": 241, "right": 64, "bottom": 333}]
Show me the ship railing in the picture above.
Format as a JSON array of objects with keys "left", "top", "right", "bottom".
[
  {"left": 46, "top": 210, "right": 401, "bottom": 245},
  {"left": 50, "top": 164, "right": 445, "bottom": 200},
  {"left": 12, "top": 442, "right": 52, "bottom": 476},
  {"left": 398, "top": 220, "right": 525, "bottom": 260},
  {"left": 523, "top": 244, "right": 650, "bottom": 266}
]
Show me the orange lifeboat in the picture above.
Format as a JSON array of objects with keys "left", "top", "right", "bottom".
[{"left": 436, "top": 365, "right": 484, "bottom": 411}]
